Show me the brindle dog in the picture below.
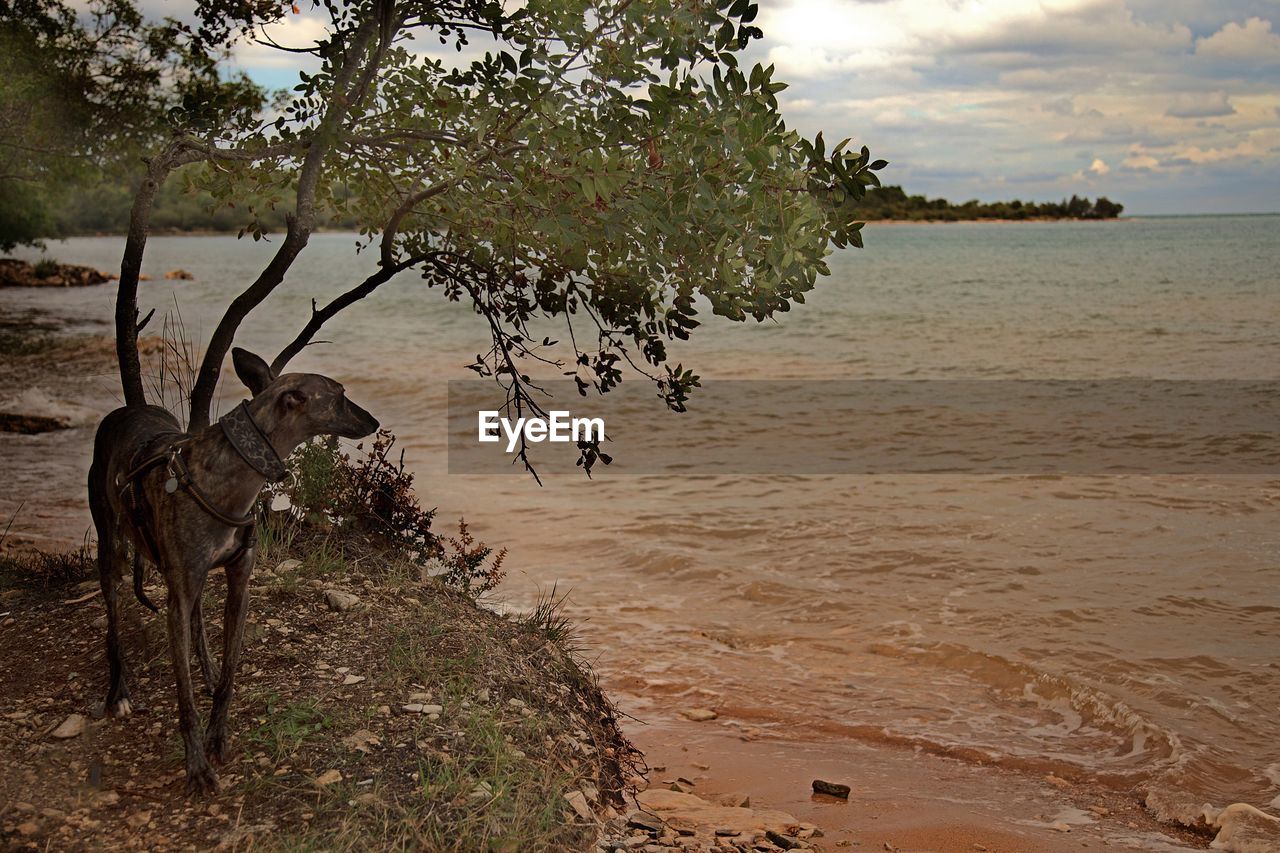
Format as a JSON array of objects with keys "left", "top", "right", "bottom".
[{"left": 87, "top": 348, "right": 378, "bottom": 794}]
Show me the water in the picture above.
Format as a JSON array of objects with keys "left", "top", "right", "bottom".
[{"left": 3, "top": 216, "right": 1278, "bottom": 837}]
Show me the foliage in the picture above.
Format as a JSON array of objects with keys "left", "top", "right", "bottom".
[
  {"left": 0, "top": 0, "right": 264, "bottom": 250},
  {"left": 276, "top": 430, "right": 505, "bottom": 597},
  {"left": 857, "top": 185, "right": 1125, "bottom": 221},
  {"left": 278, "top": 431, "right": 441, "bottom": 563},
  {"left": 436, "top": 519, "right": 507, "bottom": 599},
  {"left": 7, "top": 0, "right": 891, "bottom": 472}
]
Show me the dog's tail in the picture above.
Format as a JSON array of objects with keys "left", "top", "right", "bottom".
[{"left": 132, "top": 552, "right": 160, "bottom": 613}]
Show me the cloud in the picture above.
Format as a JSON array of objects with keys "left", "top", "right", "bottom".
[
  {"left": 1165, "top": 91, "right": 1236, "bottom": 118},
  {"left": 1196, "top": 17, "right": 1280, "bottom": 61},
  {"left": 1090, "top": 158, "right": 1111, "bottom": 175}
]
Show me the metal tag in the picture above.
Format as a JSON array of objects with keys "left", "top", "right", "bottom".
[{"left": 164, "top": 477, "right": 179, "bottom": 494}]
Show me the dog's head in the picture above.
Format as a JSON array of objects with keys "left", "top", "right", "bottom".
[{"left": 232, "top": 348, "right": 380, "bottom": 440}]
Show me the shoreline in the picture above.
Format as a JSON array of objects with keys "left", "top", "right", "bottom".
[{"left": 0, "top": 318, "right": 1230, "bottom": 851}]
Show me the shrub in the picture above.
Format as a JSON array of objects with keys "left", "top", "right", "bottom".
[{"left": 275, "top": 430, "right": 506, "bottom": 597}]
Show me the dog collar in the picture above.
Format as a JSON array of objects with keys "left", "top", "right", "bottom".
[{"left": 219, "top": 401, "right": 288, "bottom": 482}]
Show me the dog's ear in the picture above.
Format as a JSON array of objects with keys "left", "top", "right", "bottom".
[{"left": 231, "top": 348, "right": 276, "bottom": 397}]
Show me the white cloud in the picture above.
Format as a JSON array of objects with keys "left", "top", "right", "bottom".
[
  {"left": 1196, "top": 17, "right": 1280, "bottom": 61},
  {"left": 1122, "top": 146, "right": 1162, "bottom": 171},
  {"left": 1089, "top": 157, "right": 1110, "bottom": 175}
]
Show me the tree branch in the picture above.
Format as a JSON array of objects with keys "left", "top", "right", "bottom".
[
  {"left": 271, "top": 252, "right": 435, "bottom": 374},
  {"left": 185, "top": 11, "right": 385, "bottom": 430}
]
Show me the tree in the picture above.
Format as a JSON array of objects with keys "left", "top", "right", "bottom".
[
  {"left": 102, "top": 0, "right": 883, "bottom": 474},
  {"left": 0, "top": 0, "right": 263, "bottom": 250}
]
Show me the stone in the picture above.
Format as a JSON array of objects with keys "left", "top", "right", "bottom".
[
  {"left": 565, "top": 790, "right": 593, "bottom": 820},
  {"left": 52, "top": 714, "right": 87, "bottom": 739},
  {"left": 408, "top": 691, "right": 433, "bottom": 703},
  {"left": 679, "top": 708, "right": 718, "bottom": 722},
  {"left": 324, "top": 589, "right": 359, "bottom": 612},
  {"left": 276, "top": 559, "right": 302, "bottom": 573},
  {"left": 125, "top": 811, "right": 151, "bottom": 829},
  {"left": 812, "top": 779, "right": 851, "bottom": 799},
  {"left": 626, "top": 810, "right": 666, "bottom": 833},
  {"left": 315, "top": 769, "right": 343, "bottom": 787},
  {"left": 342, "top": 674, "right": 365, "bottom": 685},
  {"left": 766, "top": 830, "right": 802, "bottom": 850},
  {"left": 17, "top": 821, "right": 39, "bottom": 836}
]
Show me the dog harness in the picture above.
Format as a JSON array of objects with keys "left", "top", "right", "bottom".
[{"left": 118, "top": 403, "right": 286, "bottom": 611}]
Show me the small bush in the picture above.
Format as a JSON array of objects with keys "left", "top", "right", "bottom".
[
  {"left": 32, "top": 256, "right": 60, "bottom": 278},
  {"left": 437, "top": 519, "right": 507, "bottom": 598},
  {"left": 274, "top": 431, "right": 506, "bottom": 598}
]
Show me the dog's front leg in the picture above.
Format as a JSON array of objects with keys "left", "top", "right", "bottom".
[
  {"left": 205, "top": 548, "right": 252, "bottom": 765},
  {"left": 192, "top": 596, "right": 220, "bottom": 696},
  {"left": 166, "top": 579, "right": 218, "bottom": 795}
]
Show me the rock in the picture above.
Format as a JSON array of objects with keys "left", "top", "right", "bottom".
[
  {"left": 565, "top": 789, "right": 593, "bottom": 820},
  {"left": 0, "top": 413, "right": 71, "bottom": 434},
  {"left": 1050, "top": 821, "right": 1071, "bottom": 832},
  {"left": 627, "top": 810, "right": 666, "bottom": 833},
  {"left": 669, "top": 780, "right": 696, "bottom": 794},
  {"left": 315, "top": 769, "right": 343, "bottom": 787},
  {"left": 679, "top": 708, "right": 718, "bottom": 722},
  {"left": 324, "top": 589, "right": 359, "bottom": 612},
  {"left": 402, "top": 703, "right": 424, "bottom": 713},
  {"left": 276, "top": 559, "right": 302, "bottom": 573},
  {"left": 767, "top": 830, "right": 803, "bottom": 849},
  {"left": 408, "top": 691, "right": 433, "bottom": 703},
  {"left": 163, "top": 269, "right": 194, "bottom": 281},
  {"left": 475, "top": 688, "right": 491, "bottom": 703},
  {"left": 637, "top": 789, "right": 811, "bottom": 841},
  {"left": 125, "top": 811, "right": 151, "bottom": 829},
  {"left": 812, "top": 779, "right": 851, "bottom": 799},
  {"left": 92, "top": 791, "right": 120, "bottom": 807},
  {"left": 0, "top": 258, "right": 111, "bottom": 289},
  {"left": 51, "top": 713, "right": 87, "bottom": 739},
  {"left": 422, "top": 704, "right": 443, "bottom": 715},
  {"left": 342, "top": 674, "right": 365, "bottom": 685}
]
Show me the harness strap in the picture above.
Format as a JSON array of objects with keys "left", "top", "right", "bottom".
[{"left": 168, "top": 448, "right": 256, "bottom": 527}]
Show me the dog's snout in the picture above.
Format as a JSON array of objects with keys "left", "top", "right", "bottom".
[{"left": 341, "top": 398, "right": 379, "bottom": 438}]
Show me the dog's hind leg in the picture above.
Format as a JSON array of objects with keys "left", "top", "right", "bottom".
[
  {"left": 165, "top": 576, "right": 219, "bottom": 795},
  {"left": 191, "top": 595, "right": 220, "bottom": 696},
  {"left": 92, "top": 495, "right": 133, "bottom": 717},
  {"left": 205, "top": 548, "right": 252, "bottom": 765}
]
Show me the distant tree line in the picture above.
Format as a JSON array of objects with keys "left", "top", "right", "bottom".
[
  {"left": 52, "top": 180, "right": 1124, "bottom": 237},
  {"left": 55, "top": 177, "right": 359, "bottom": 237},
  {"left": 856, "top": 185, "right": 1123, "bottom": 221}
]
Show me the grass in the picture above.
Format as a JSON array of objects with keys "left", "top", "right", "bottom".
[
  {"left": 0, "top": 496, "right": 636, "bottom": 851},
  {"left": 246, "top": 696, "right": 333, "bottom": 764}
]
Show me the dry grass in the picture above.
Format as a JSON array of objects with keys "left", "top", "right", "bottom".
[{"left": 0, "top": 527, "right": 638, "bottom": 850}]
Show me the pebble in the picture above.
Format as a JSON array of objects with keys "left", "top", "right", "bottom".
[
  {"left": 323, "top": 589, "right": 359, "bottom": 612},
  {"left": 342, "top": 674, "right": 365, "bottom": 685},
  {"left": 315, "top": 769, "right": 343, "bottom": 787},
  {"left": 812, "top": 779, "right": 851, "bottom": 799},
  {"left": 52, "top": 713, "right": 87, "bottom": 739},
  {"left": 565, "top": 790, "right": 593, "bottom": 820}
]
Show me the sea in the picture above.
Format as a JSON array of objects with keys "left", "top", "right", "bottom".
[{"left": 2, "top": 215, "right": 1277, "bottom": 845}]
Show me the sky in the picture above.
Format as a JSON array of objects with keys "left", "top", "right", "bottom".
[{"left": 217, "top": 1, "right": 1280, "bottom": 215}]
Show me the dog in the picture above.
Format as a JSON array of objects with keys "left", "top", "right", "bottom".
[{"left": 87, "top": 347, "right": 379, "bottom": 794}]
